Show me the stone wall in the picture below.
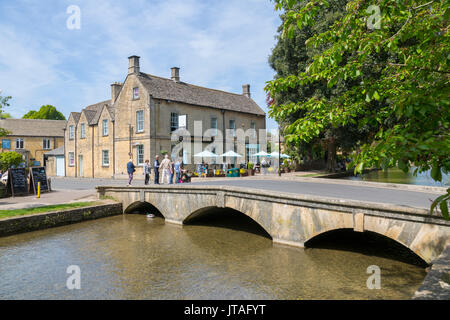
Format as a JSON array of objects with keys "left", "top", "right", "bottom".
[{"left": 0, "top": 202, "right": 122, "bottom": 237}]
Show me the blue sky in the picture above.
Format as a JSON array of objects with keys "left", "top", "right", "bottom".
[{"left": 0, "top": 0, "right": 281, "bottom": 129}]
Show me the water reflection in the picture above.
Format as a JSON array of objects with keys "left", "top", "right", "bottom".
[
  {"left": 0, "top": 214, "right": 426, "bottom": 300},
  {"left": 343, "top": 168, "right": 449, "bottom": 187}
]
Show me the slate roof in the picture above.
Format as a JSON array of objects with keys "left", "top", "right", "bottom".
[
  {"left": 137, "top": 73, "right": 266, "bottom": 116},
  {"left": 69, "top": 112, "right": 81, "bottom": 123},
  {"left": 68, "top": 69, "right": 265, "bottom": 127},
  {"left": 0, "top": 119, "right": 66, "bottom": 137},
  {"left": 44, "top": 146, "right": 64, "bottom": 156}
]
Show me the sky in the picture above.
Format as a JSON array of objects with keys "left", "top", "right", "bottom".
[{"left": 0, "top": 0, "right": 282, "bottom": 129}]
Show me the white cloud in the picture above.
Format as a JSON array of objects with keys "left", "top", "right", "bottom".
[{"left": 0, "top": 0, "right": 280, "bottom": 128}]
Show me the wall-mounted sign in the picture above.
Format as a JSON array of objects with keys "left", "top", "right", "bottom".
[
  {"left": 2, "top": 139, "right": 10, "bottom": 149},
  {"left": 178, "top": 115, "right": 187, "bottom": 129}
]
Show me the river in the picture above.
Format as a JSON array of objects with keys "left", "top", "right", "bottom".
[
  {"left": 0, "top": 212, "right": 427, "bottom": 299},
  {"left": 342, "top": 168, "right": 449, "bottom": 187}
]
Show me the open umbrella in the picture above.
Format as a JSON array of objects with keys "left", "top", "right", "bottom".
[
  {"left": 270, "top": 152, "right": 290, "bottom": 159},
  {"left": 220, "top": 150, "right": 243, "bottom": 158},
  {"left": 253, "top": 151, "right": 271, "bottom": 157},
  {"left": 194, "top": 150, "right": 219, "bottom": 157}
]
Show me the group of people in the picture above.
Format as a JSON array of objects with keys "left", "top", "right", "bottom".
[{"left": 127, "top": 154, "right": 190, "bottom": 186}]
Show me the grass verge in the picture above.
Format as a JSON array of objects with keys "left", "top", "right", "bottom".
[{"left": 0, "top": 201, "right": 98, "bottom": 219}]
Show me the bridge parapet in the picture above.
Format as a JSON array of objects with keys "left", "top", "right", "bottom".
[{"left": 96, "top": 185, "right": 450, "bottom": 264}]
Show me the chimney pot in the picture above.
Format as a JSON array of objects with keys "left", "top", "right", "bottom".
[
  {"left": 242, "top": 84, "right": 251, "bottom": 98},
  {"left": 171, "top": 67, "right": 180, "bottom": 82},
  {"left": 128, "top": 55, "right": 140, "bottom": 74},
  {"left": 111, "top": 82, "right": 123, "bottom": 104}
]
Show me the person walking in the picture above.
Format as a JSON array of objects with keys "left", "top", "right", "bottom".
[
  {"left": 174, "top": 158, "right": 182, "bottom": 184},
  {"left": 261, "top": 158, "right": 268, "bottom": 175},
  {"left": 143, "top": 159, "right": 151, "bottom": 185},
  {"left": 153, "top": 155, "right": 160, "bottom": 184},
  {"left": 160, "top": 154, "right": 171, "bottom": 184},
  {"left": 127, "top": 158, "right": 136, "bottom": 186}
]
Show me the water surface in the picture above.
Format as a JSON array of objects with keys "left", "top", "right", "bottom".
[{"left": 0, "top": 214, "right": 426, "bottom": 299}]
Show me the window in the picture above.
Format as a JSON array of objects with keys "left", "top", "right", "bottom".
[
  {"left": 80, "top": 123, "right": 86, "bottom": 138},
  {"left": 136, "top": 110, "right": 144, "bottom": 132},
  {"left": 69, "top": 125, "right": 74, "bottom": 139},
  {"left": 15, "top": 138, "right": 24, "bottom": 149},
  {"left": 251, "top": 121, "right": 256, "bottom": 138},
  {"left": 68, "top": 152, "right": 75, "bottom": 166},
  {"left": 43, "top": 138, "right": 51, "bottom": 150},
  {"left": 102, "top": 150, "right": 109, "bottom": 166},
  {"left": 137, "top": 145, "right": 144, "bottom": 165},
  {"left": 211, "top": 117, "right": 218, "bottom": 136},
  {"left": 133, "top": 87, "right": 139, "bottom": 100},
  {"left": 229, "top": 119, "right": 236, "bottom": 136},
  {"left": 170, "top": 112, "right": 179, "bottom": 132},
  {"left": 102, "top": 119, "right": 108, "bottom": 136}
]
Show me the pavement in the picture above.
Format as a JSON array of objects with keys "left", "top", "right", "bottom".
[
  {"left": 42, "top": 174, "right": 443, "bottom": 210},
  {"left": 0, "top": 189, "right": 98, "bottom": 210},
  {"left": 0, "top": 173, "right": 445, "bottom": 211}
]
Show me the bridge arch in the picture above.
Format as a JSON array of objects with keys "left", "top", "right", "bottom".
[
  {"left": 124, "top": 201, "right": 165, "bottom": 218},
  {"left": 304, "top": 228, "right": 429, "bottom": 266},
  {"left": 183, "top": 206, "right": 272, "bottom": 239}
]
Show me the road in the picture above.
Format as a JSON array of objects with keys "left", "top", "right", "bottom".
[{"left": 50, "top": 177, "right": 442, "bottom": 209}]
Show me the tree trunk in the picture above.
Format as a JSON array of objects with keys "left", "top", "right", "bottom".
[{"left": 326, "top": 137, "right": 337, "bottom": 172}]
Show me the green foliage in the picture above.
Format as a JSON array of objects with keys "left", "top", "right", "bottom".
[
  {"left": 160, "top": 150, "right": 168, "bottom": 156},
  {"left": 0, "top": 93, "right": 12, "bottom": 137},
  {"left": 248, "top": 161, "right": 254, "bottom": 170},
  {"left": 0, "top": 113, "right": 12, "bottom": 119},
  {"left": 22, "top": 105, "right": 66, "bottom": 120},
  {"left": 0, "top": 151, "right": 23, "bottom": 171},
  {"left": 268, "top": 0, "right": 375, "bottom": 171},
  {"left": 430, "top": 188, "right": 450, "bottom": 220},
  {"left": 266, "top": 0, "right": 450, "bottom": 218}
]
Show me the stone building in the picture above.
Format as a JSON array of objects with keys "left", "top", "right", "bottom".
[
  {"left": 0, "top": 118, "right": 66, "bottom": 167},
  {"left": 65, "top": 55, "right": 266, "bottom": 178}
]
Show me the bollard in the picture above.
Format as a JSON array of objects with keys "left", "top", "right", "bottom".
[{"left": 37, "top": 181, "right": 41, "bottom": 198}]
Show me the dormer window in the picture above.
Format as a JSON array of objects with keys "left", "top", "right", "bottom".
[{"left": 133, "top": 87, "right": 139, "bottom": 100}]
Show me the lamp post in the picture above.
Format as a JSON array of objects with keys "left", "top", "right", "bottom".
[{"left": 278, "top": 125, "right": 281, "bottom": 177}]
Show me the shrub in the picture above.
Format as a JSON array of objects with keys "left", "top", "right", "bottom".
[{"left": 0, "top": 151, "right": 23, "bottom": 171}]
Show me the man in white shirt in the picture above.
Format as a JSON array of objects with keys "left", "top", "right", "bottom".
[{"left": 159, "top": 154, "right": 171, "bottom": 184}]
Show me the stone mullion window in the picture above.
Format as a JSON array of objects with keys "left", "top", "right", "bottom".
[
  {"left": 137, "top": 145, "right": 144, "bottom": 165},
  {"left": 80, "top": 123, "right": 86, "bottom": 138},
  {"left": 136, "top": 110, "right": 144, "bottom": 133},
  {"left": 43, "top": 138, "right": 51, "bottom": 150},
  {"left": 170, "top": 112, "right": 179, "bottom": 132},
  {"left": 102, "top": 119, "right": 108, "bottom": 136},
  {"left": 102, "top": 150, "right": 109, "bottom": 166}
]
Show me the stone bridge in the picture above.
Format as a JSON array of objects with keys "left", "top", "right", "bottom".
[{"left": 96, "top": 185, "right": 450, "bottom": 264}]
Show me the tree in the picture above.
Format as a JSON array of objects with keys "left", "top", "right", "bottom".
[
  {"left": 266, "top": 0, "right": 449, "bottom": 217},
  {"left": 22, "top": 105, "right": 66, "bottom": 120},
  {"left": 0, "top": 92, "right": 12, "bottom": 137},
  {"left": 0, "top": 112, "right": 12, "bottom": 119},
  {"left": 268, "top": 0, "right": 377, "bottom": 171},
  {"left": 0, "top": 152, "right": 23, "bottom": 172}
]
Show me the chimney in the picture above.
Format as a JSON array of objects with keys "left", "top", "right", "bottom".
[
  {"left": 171, "top": 67, "right": 180, "bottom": 82},
  {"left": 242, "top": 84, "right": 251, "bottom": 98},
  {"left": 128, "top": 55, "right": 140, "bottom": 74},
  {"left": 111, "top": 82, "right": 123, "bottom": 104}
]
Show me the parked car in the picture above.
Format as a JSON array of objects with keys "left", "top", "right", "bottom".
[{"left": 0, "top": 172, "right": 8, "bottom": 184}]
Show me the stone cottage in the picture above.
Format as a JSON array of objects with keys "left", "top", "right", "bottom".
[{"left": 65, "top": 55, "right": 266, "bottom": 178}]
